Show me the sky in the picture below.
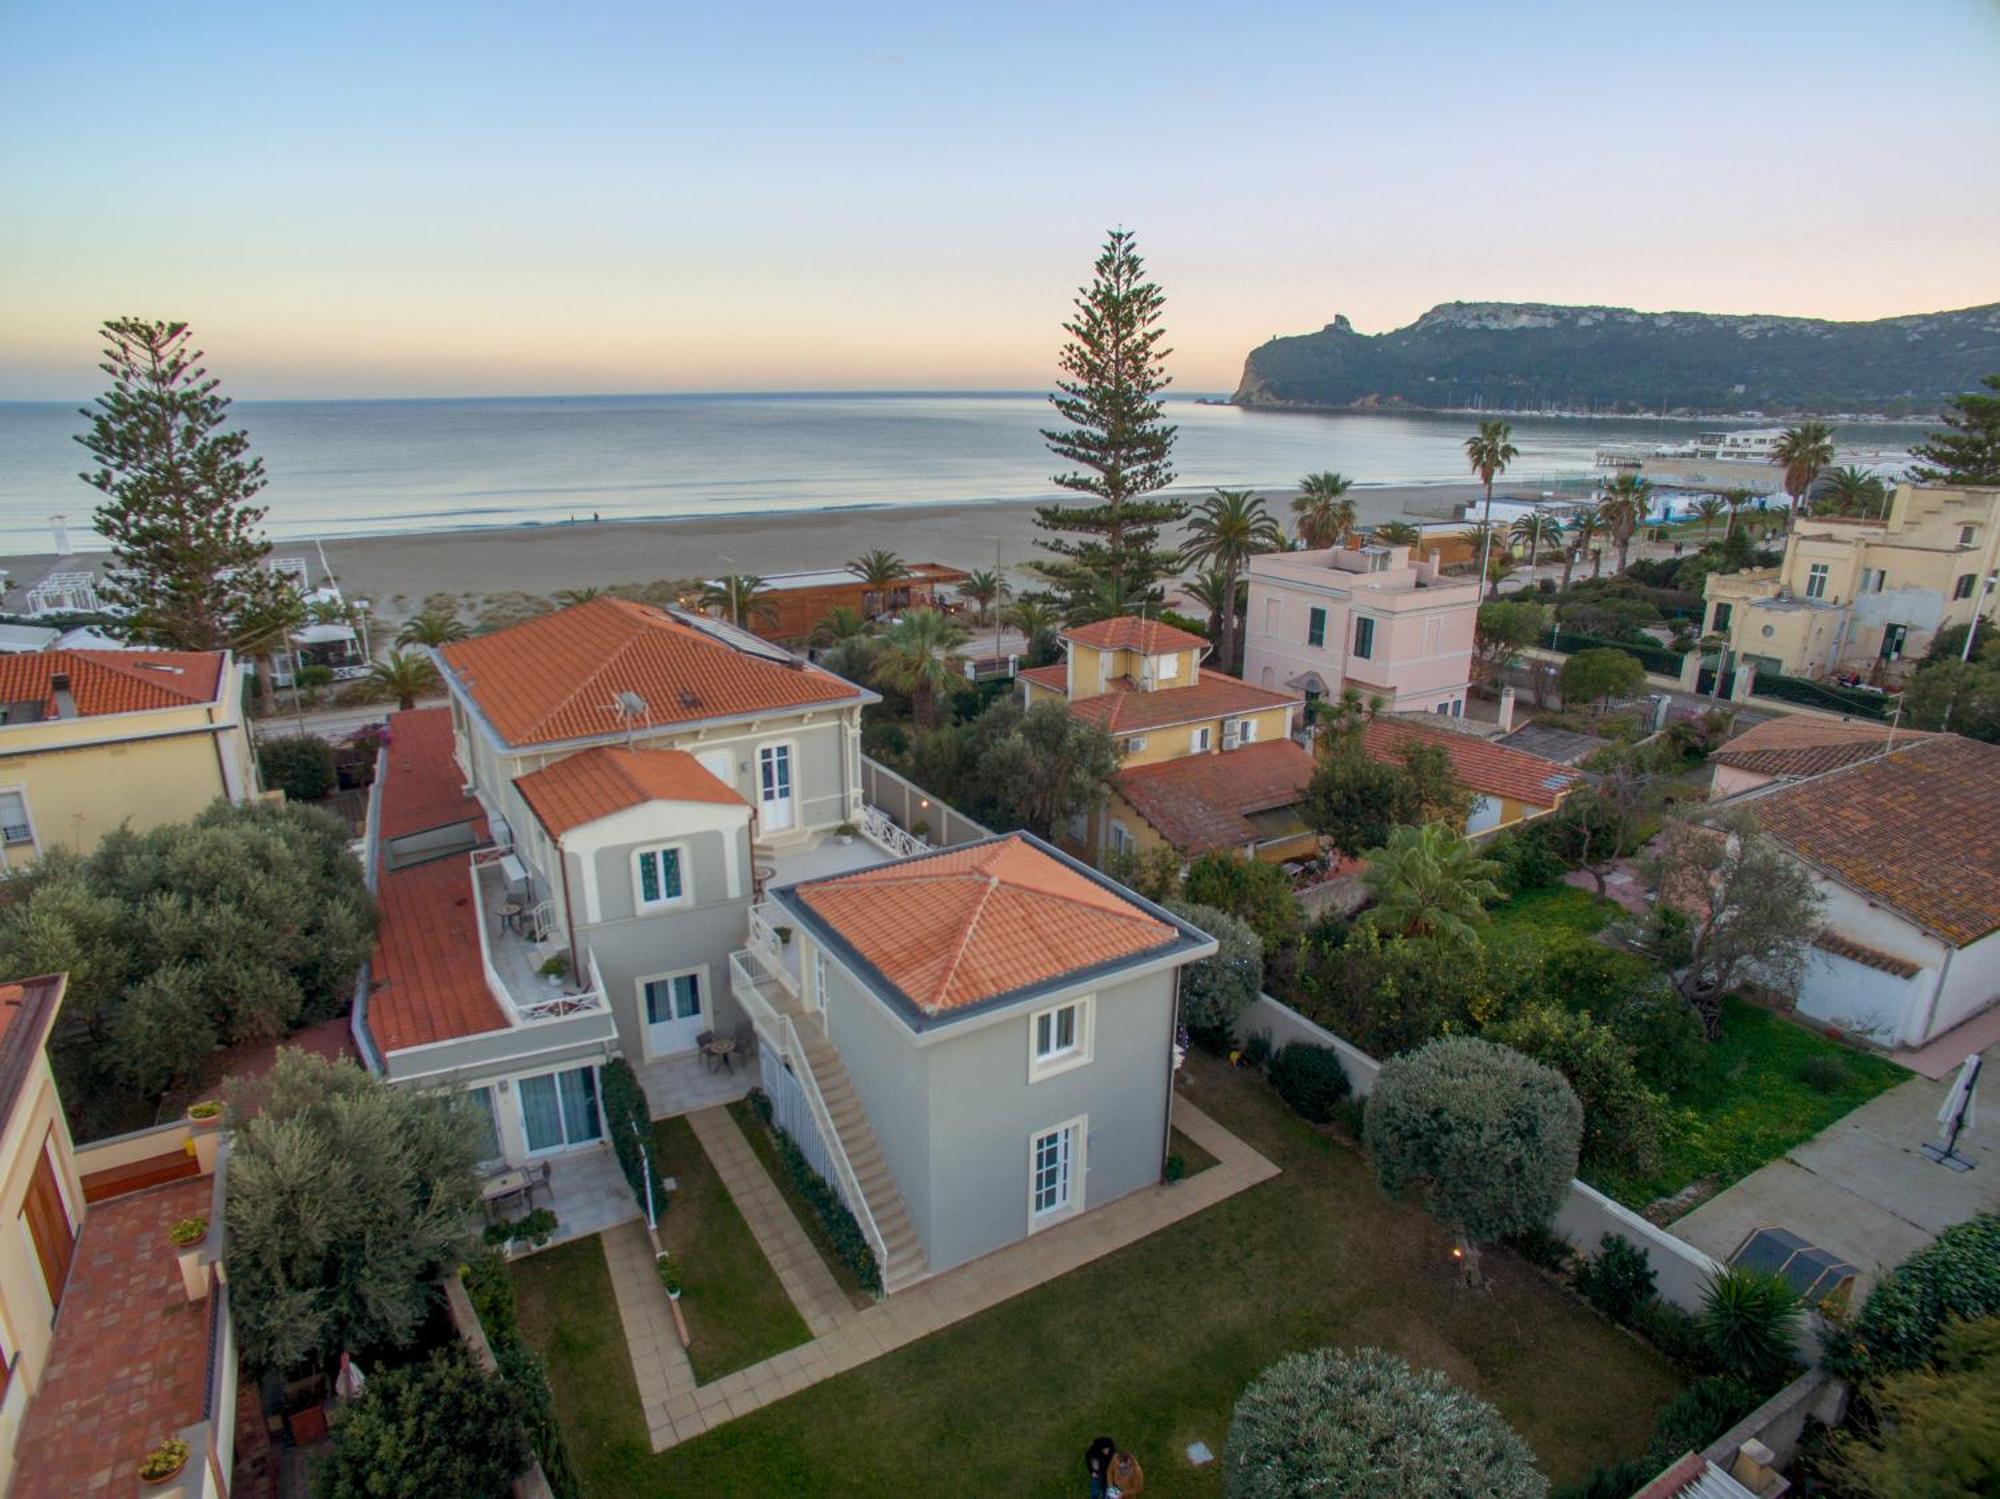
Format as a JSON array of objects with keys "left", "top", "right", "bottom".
[{"left": 2, "top": 1, "right": 1997, "bottom": 399}]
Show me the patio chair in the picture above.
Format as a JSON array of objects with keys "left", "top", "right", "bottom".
[
  {"left": 732, "top": 1022, "right": 756, "bottom": 1062},
  {"left": 696, "top": 1030, "right": 718, "bottom": 1071}
]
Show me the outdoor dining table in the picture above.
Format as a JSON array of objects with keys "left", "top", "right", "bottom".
[{"left": 703, "top": 1036, "right": 738, "bottom": 1073}]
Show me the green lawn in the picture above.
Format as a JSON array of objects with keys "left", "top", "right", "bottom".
[
  {"left": 652, "top": 1114, "right": 811, "bottom": 1383},
  {"left": 726, "top": 1098, "right": 876, "bottom": 1310},
  {"left": 517, "top": 1056, "right": 1679, "bottom": 1497},
  {"left": 1168, "top": 1124, "right": 1218, "bottom": 1178},
  {"left": 1596, "top": 996, "right": 1908, "bottom": 1209},
  {"left": 1483, "top": 883, "right": 1620, "bottom": 960}
]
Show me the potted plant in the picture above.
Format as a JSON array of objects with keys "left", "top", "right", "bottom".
[
  {"left": 168, "top": 1216, "right": 207, "bottom": 1249},
  {"left": 655, "top": 1251, "right": 682, "bottom": 1301},
  {"left": 138, "top": 1437, "right": 189, "bottom": 1486},
  {"left": 538, "top": 952, "right": 571, "bottom": 988},
  {"left": 186, "top": 1099, "right": 223, "bottom": 1129},
  {"left": 774, "top": 925, "right": 793, "bottom": 947},
  {"left": 911, "top": 818, "right": 932, "bottom": 842},
  {"left": 834, "top": 822, "right": 858, "bottom": 846}
]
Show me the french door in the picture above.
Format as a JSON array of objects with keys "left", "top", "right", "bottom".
[
  {"left": 23, "top": 1143, "right": 74, "bottom": 1308},
  {"left": 643, "top": 969, "right": 707, "bottom": 1057},
  {"left": 758, "top": 744, "right": 795, "bottom": 832},
  {"left": 518, "top": 1066, "right": 603, "bottom": 1155}
]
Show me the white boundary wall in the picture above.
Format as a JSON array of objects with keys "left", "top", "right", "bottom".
[{"left": 1240, "top": 993, "right": 1724, "bottom": 1312}]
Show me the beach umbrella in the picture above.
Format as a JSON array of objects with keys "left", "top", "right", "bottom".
[{"left": 1924, "top": 1054, "right": 1981, "bottom": 1170}]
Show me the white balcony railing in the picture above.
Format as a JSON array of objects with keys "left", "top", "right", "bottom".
[
  {"left": 746, "top": 905, "right": 797, "bottom": 992},
  {"left": 860, "top": 805, "right": 927, "bottom": 859},
  {"left": 470, "top": 849, "right": 607, "bottom": 1025}
]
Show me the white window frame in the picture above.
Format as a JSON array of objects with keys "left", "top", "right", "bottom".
[
  {"left": 1189, "top": 725, "right": 1212, "bottom": 754},
  {"left": 638, "top": 964, "right": 707, "bottom": 1027},
  {"left": 812, "top": 948, "right": 831, "bottom": 1009},
  {"left": 516, "top": 1063, "right": 604, "bottom": 1157},
  {"left": 632, "top": 841, "right": 692, "bottom": 912},
  {"left": 1027, "top": 1115, "right": 1087, "bottom": 1229},
  {"left": 1155, "top": 651, "right": 1179, "bottom": 681},
  {"left": 1237, "top": 716, "right": 1259, "bottom": 744},
  {"left": 1028, "top": 996, "right": 1094, "bottom": 1083},
  {"left": 0, "top": 786, "right": 36, "bottom": 859},
  {"left": 1805, "top": 563, "right": 1830, "bottom": 601},
  {"left": 1962, "top": 525, "right": 1978, "bottom": 546}
]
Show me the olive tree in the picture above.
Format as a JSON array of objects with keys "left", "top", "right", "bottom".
[
  {"left": 1163, "top": 900, "right": 1262, "bottom": 1046},
  {"left": 312, "top": 1349, "right": 529, "bottom": 1499},
  {"left": 1365, "top": 1036, "right": 1581, "bottom": 1285},
  {"left": 1224, "top": 1347, "right": 1547, "bottom": 1499}
]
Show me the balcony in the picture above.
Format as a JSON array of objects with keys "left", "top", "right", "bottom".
[{"left": 471, "top": 851, "right": 612, "bottom": 1026}]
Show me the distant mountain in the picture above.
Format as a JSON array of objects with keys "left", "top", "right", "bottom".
[{"left": 1231, "top": 301, "right": 2000, "bottom": 418}]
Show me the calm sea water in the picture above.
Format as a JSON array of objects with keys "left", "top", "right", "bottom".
[{"left": 0, "top": 393, "right": 1926, "bottom": 552}]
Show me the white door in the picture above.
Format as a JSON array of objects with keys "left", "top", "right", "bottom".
[
  {"left": 642, "top": 970, "right": 707, "bottom": 1056},
  {"left": 758, "top": 744, "right": 795, "bottom": 832}
]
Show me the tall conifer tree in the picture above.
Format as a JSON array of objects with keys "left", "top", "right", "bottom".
[
  {"left": 76, "top": 318, "right": 289, "bottom": 650},
  {"left": 1910, "top": 373, "right": 2000, "bottom": 486},
  {"left": 1033, "top": 229, "right": 1182, "bottom": 612}
]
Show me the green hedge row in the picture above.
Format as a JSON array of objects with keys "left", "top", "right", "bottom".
[
  {"left": 601, "top": 1058, "right": 670, "bottom": 1218},
  {"left": 462, "top": 1253, "right": 581, "bottom": 1499},
  {"left": 1749, "top": 669, "right": 1892, "bottom": 720},
  {"left": 752, "top": 1093, "right": 882, "bottom": 1294},
  {"left": 1541, "top": 628, "right": 1685, "bottom": 675}
]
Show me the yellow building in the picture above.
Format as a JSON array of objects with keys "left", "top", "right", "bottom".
[
  {"left": 1018, "top": 616, "right": 1314, "bottom": 863},
  {"left": 0, "top": 648, "right": 258, "bottom": 865},
  {"left": 1703, "top": 484, "right": 2000, "bottom": 681}
]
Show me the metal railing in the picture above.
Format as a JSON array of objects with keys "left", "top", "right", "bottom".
[
  {"left": 747, "top": 904, "right": 797, "bottom": 990},
  {"left": 860, "top": 805, "right": 928, "bottom": 859},
  {"left": 728, "top": 949, "right": 889, "bottom": 1278}
]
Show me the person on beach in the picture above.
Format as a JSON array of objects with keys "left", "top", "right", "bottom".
[
  {"left": 1107, "top": 1449, "right": 1144, "bottom": 1497},
  {"left": 1084, "top": 1435, "right": 1116, "bottom": 1498}
]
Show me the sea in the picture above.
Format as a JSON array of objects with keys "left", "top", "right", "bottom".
[{"left": 0, "top": 393, "right": 1929, "bottom": 553}]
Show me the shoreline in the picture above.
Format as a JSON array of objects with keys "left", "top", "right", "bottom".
[{"left": 0, "top": 482, "right": 1488, "bottom": 619}]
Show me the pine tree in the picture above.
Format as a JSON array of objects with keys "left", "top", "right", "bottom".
[
  {"left": 1033, "top": 229, "right": 1182, "bottom": 611},
  {"left": 76, "top": 319, "right": 288, "bottom": 649},
  {"left": 1910, "top": 374, "right": 2000, "bottom": 486}
]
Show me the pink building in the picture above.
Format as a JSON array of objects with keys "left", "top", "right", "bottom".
[{"left": 1240, "top": 543, "right": 1479, "bottom": 716}]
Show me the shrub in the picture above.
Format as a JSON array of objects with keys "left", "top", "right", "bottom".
[
  {"left": 482, "top": 1208, "right": 557, "bottom": 1250},
  {"left": 1238, "top": 1031, "right": 1274, "bottom": 1072},
  {"left": 1163, "top": 1153, "right": 1187, "bottom": 1184},
  {"left": 1488, "top": 824, "right": 1570, "bottom": 894},
  {"left": 1644, "top": 1375, "right": 1760, "bottom": 1470},
  {"left": 1182, "top": 853, "right": 1303, "bottom": 949},
  {"left": 1163, "top": 900, "right": 1262, "bottom": 1047},
  {"left": 1552, "top": 1458, "right": 1657, "bottom": 1499},
  {"left": 1366, "top": 1037, "right": 1582, "bottom": 1260},
  {"left": 1827, "top": 1214, "right": 2000, "bottom": 1381},
  {"left": 1833, "top": 1314, "right": 2000, "bottom": 1498},
  {"left": 1486, "top": 1003, "right": 1665, "bottom": 1176},
  {"left": 1503, "top": 1223, "right": 1574, "bottom": 1275},
  {"left": 765, "top": 1119, "right": 881, "bottom": 1293},
  {"left": 1601, "top": 979, "right": 1707, "bottom": 1095},
  {"left": 1703, "top": 1266, "right": 1802, "bottom": 1385},
  {"left": 1560, "top": 646, "right": 1649, "bottom": 707},
  {"left": 1574, "top": 1234, "right": 1657, "bottom": 1322},
  {"left": 1630, "top": 1298, "right": 1718, "bottom": 1372},
  {"left": 258, "top": 733, "right": 338, "bottom": 802},
  {"left": 1798, "top": 1053, "right": 1850, "bottom": 1094},
  {"left": 461, "top": 1253, "right": 580, "bottom": 1499},
  {"left": 1223, "top": 1346, "right": 1547, "bottom": 1499},
  {"left": 600, "top": 1058, "right": 669, "bottom": 1217},
  {"left": 311, "top": 1348, "right": 529, "bottom": 1499},
  {"left": 1268, "top": 1042, "right": 1351, "bottom": 1123}
]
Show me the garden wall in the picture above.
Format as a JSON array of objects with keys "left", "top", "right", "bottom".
[
  {"left": 860, "top": 756, "right": 992, "bottom": 848},
  {"left": 1237, "top": 994, "right": 1723, "bottom": 1314}
]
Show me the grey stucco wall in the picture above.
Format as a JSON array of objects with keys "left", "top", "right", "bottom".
[
  {"left": 584, "top": 897, "right": 752, "bottom": 1060},
  {"left": 819, "top": 943, "right": 935, "bottom": 1243},
  {"left": 590, "top": 825, "right": 736, "bottom": 923}
]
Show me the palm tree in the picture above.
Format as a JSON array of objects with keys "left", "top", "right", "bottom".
[
  {"left": 554, "top": 586, "right": 605, "bottom": 606},
  {"left": 368, "top": 649, "right": 441, "bottom": 711},
  {"left": 1718, "top": 487, "right": 1755, "bottom": 538},
  {"left": 1183, "top": 565, "right": 1246, "bottom": 643},
  {"left": 1464, "top": 420, "right": 1520, "bottom": 602},
  {"left": 1818, "top": 465, "right": 1886, "bottom": 517},
  {"left": 1598, "top": 474, "right": 1654, "bottom": 575},
  {"left": 396, "top": 609, "right": 468, "bottom": 648},
  {"left": 960, "top": 569, "right": 1007, "bottom": 624},
  {"left": 1771, "top": 421, "right": 1836, "bottom": 518},
  {"left": 1485, "top": 551, "right": 1519, "bottom": 596},
  {"left": 1568, "top": 504, "right": 1604, "bottom": 580},
  {"left": 1690, "top": 496, "right": 1726, "bottom": 540},
  {"left": 306, "top": 597, "right": 356, "bottom": 627},
  {"left": 1358, "top": 823, "right": 1502, "bottom": 944},
  {"left": 1372, "top": 520, "right": 1423, "bottom": 548},
  {"left": 870, "top": 608, "right": 970, "bottom": 729},
  {"left": 810, "top": 605, "right": 871, "bottom": 646},
  {"left": 1179, "top": 488, "right": 1284, "bottom": 673},
  {"left": 1003, "top": 597, "right": 1063, "bottom": 662},
  {"left": 1292, "top": 472, "right": 1357, "bottom": 550},
  {"left": 700, "top": 574, "right": 776, "bottom": 630},
  {"left": 1509, "top": 512, "right": 1557, "bottom": 585},
  {"left": 848, "top": 549, "right": 911, "bottom": 618}
]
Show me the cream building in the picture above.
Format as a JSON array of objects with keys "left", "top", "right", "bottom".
[
  {"left": 1702, "top": 484, "right": 2000, "bottom": 680},
  {"left": 0, "top": 648, "right": 258, "bottom": 866}
]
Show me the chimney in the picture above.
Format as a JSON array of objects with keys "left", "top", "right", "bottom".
[
  {"left": 50, "top": 671, "right": 76, "bottom": 720},
  {"left": 1497, "top": 685, "right": 1517, "bottom": 733},
  {"left": 1416, "top": 549, "right": 1442, "bottom": 586}
]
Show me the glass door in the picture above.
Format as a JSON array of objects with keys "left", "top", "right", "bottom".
[
  {"left": 758, "top": 744, "right": 795, "bottom": 831},
  {"left": 518, "top": 1066, "right": 603, "bottom": 1154},
  {"left": 642, "top": 970, "right": 706, "bottom": 1057}
]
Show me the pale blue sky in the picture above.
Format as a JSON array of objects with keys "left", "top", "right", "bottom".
[{"left": 2, "top": 1, "right": 1996, "bottom": 397}]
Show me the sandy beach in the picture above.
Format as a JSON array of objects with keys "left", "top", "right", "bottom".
[{"left": 0, "top": 483, "right": 1485, "bottom": 623}]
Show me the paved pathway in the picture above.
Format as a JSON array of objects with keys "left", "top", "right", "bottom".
[
  {"left": 605, "top": 1097, "right": 1276, "bottom": 1452},
  {"left": 1674, "top": 1050, "right": 2000, "bottom": 1283}
]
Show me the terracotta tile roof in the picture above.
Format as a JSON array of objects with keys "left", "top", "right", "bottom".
[
  {"left": 11, "top": 1177, "right": 216, "bottom": 1499},
  {"left": 516, "top": 746, "right": 747, "bottom": 837},
  {"left": 1064, "top": 616, "right": 1211, "bottom": 655},
  {"left": 1751, "top": 735, "right": 2000, "bottom": 946},
  {"left": 1019, "top": 663, "right": 1068, "bottom": 693},
  {"left": 0, "top": 975, "right": 62, "bottom": 1138},
  {"left": 789, "top": 835, "right": 1181, "bottom": 1015},
  {"left": 369, "top": 709, "right": 507, "bottom": 1050},
  {"left": 0, "top": 648, "right": 224, "bottom": 721},
  {"left": 1114, "top": 740, "right": 1317, "bottom": 854},
  {"left": 439, "top": 597, "right": 863, "bottom": 748},
  {"left": 1360, "top": 717, "right": 1580, "bottom": 809},
  {"left": 1715, "top": 715, "right": 1934, "bottom": 781},
  {"left": 1813, "top": 931, "right": 1923, "bottom": 980},
  {"left": 1036, "top": 668, "right": 1301, "bottom": 737},
  {"left": 378, "top": 707, "right": 480, "bottom": 840}
]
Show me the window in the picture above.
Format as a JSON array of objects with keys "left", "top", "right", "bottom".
[
  {"left": 0, "top": 791, "right": 31, "bottom": 848},
  {"left": 1108, "top": 822, "right": 1135, "bottom": 857},
  {"left": 1880, "top": 623, "right": 1908, "bottom": 662},
  {"left": 633, "top": 844, "right": 687, "bottom": 910},
  {"left": 1124, "top": 735, "right": 1147, "bottom": 754},
  {"left": 517, "top": 1065, "right": 602, "bottom": 1154},
  {"left": 1236, "top": 717, "right": 1259, "bottom": 744},
  {"left": 1860, "top": 567, "right": 1886, "bottom": 594},
  {"left": 1306, "top": 607, "right": 1326, "bottom": 647},
  {"left": 1956, "top": 573, "right": 1978, "bottom": 600},
  {"left": 1805, "top": 563, "right": 1830, "bottom": 601},
  {"left": 1711, "top": 602, "right": 1733, "bottom": 633},
  {"left": 1963, "top": 525, "right": 1978, "bottom": 546},
  {"left": 642, "top": 971, "right": 702, "bottom": 1025},
  {"left": 1189, "top": 726, "right": 1212, "bottom": 753},
  {"left": 1353, "top": 616, "right": 1376, "bottom": 659},
  {"left": 1029, "top": 1117, "right": 1084, "bottom": 1224},
  {"left": 1156, "top": 652, "right": 1179, "bottom": 681},
  {"left": 1029, "top": 996, "right": 1094, "bottom": 1080}
]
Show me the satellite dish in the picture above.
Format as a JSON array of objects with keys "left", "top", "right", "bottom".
[{"left": 615, "top": 691, "right": 648, "bottom": 718}]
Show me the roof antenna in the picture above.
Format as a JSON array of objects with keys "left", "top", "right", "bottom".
[{"left": 613, "top": 690, "right": 649, "bottom": 747}]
